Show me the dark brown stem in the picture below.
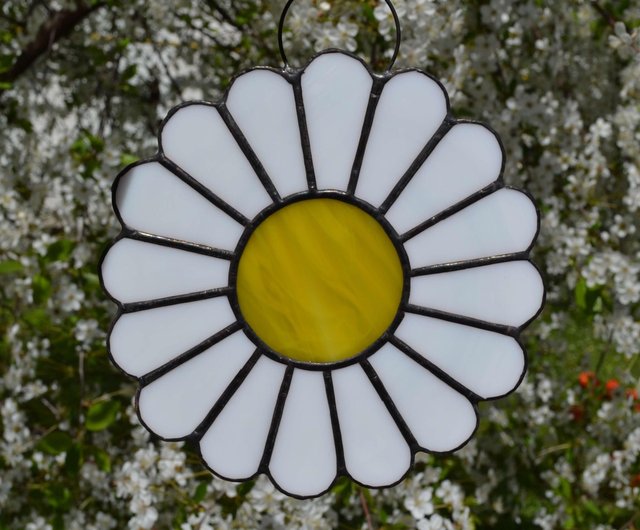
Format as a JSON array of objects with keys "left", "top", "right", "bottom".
[
  {"left": 0, "top": 2, "right": 104, "bottom": 88},
  {"left": 590, "top": 1, "right": 616, "bottom": 28}
]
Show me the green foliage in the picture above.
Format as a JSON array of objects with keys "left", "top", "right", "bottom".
[{"left": 85, "top": 400, "right": 121, "bottom": 432}]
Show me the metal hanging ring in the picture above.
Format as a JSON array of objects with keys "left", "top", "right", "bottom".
[{"left": 277, "top": 0, "right": 402, "bottom": 71}]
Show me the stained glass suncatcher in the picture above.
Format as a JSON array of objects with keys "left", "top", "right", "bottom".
[{"left": 99, "top": 19, "right": 544, "bottom": 498}]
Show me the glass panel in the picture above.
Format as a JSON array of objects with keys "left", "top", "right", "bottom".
[
  {"left": 356, "top": 71, "right": 447, "bottom": 206},
  {"left": 409, "top": 261, "right": 544, "bottom": 327},
  {"left": 227, "top": 70, "right": 308, "bottom": 198},
  {"left": 137, "top": 331, "right": 256, "bottom": 439},
  {"left": 404, "top": 189, "right": 538, "bottom": 268},
  {"left": 236, "top": 198, "right": 403, "bottom": 363},
  {"left": 332, "top": 364, "right": 410, "bottom": 486},
  {"left": 386, "top": 123, "right": 503, "bottom": 234},
  {"left": 369, "top": 343, "right": 477, "bottom": 452},
  {"left": 200, "top": 355, "right": 286, "bottom": 480},
  {"left": 396, "top": 313, "right": 525, "bottom": 399},
  {"left": 110, "top": 297, "right": 236, "bottom": 377},
  {"left": 269, "top": 370, "right": 336, "bottom": 496},
  {"left": 102, "top": 239, "right": 230, "bottom": 304},
  {"left": 161, "top": 104, "right": 272, "bottom": 218},
  {"left": 115, "top": 161, "right": 244, "bottom": 250},
  {"left": 301, "top": 53, "right": 373, "bottom": 191}
]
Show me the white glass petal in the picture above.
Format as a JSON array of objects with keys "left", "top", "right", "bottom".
[
  {"left": 161, "top": 104, "right": 272, "bottom": 218},
  {"left": 409, "top": 261, "right": 544, "bottom": 327},
  {"left": 301, "top": 53, "right": 373, "bottom": 191},
  {"left": 226, "top": 70, "right": 307, "bottom": 197},
  {"left": 101, "top": 239, "right": 229, "bottom": 304},
  {"left": 396, "top": 313, "right": 525, "bottom": 399},
  {"left": 386, "top": 123, "right": 503, "bottom": 234},
  {"left": 404, "top": 189, "right": 538, "bottom": 269},
  {"left": 369, "top": 343, "right": 476, "bottom": 452},
  {"left": 356, "top": 72, "right": 448, "bottom": 206},
  {"left": 115, "top": 161, "right": 243, "bottom": 251},
  {"left": 200, "top": 355, "right": 286, "bottom": 480},
  {"left": 138, "top": 330, "right": 256, "bottom": 439},
  {"left": 332, "top": 365, "right": 411, "bottom": 486},
  {"left": 269, "top": 370, "right": 336, "bottom": 496},
  {"left": 110, "top": 297, "right": 236, "bottom": 377}
]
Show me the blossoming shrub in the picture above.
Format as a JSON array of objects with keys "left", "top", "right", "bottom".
[{"left": 0, "top": 0, "right": 638, "bottom": 529}]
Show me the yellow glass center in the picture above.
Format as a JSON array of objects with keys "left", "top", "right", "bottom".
[{"left": 236, "top": 198, "right": 403, "bottom": 364}]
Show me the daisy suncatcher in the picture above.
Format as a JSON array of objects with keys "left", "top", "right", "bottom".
[{"left": 99, "top": 0, "right": 544, "bottom": 500}]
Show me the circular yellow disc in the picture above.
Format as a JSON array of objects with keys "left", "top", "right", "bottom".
[{"left": 236, "top": 198, "right": 404, "bottom": 364}]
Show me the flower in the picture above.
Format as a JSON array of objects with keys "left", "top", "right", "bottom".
[
  {"left": 578, "top": 371, "right": 596, "bottom": 388},
  {"left": 99, "top": 51, "right": 544, "bottom": 498},
  {"left": 606, "top": 379, "right": 621, "bottom": 397}
]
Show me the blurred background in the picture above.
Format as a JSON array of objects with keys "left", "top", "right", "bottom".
[{"left": 0, "top": 0, "right": 639, "bottom": 528}]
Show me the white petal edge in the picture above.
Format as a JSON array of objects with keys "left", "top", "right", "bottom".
[
  {"left": 301, "top": 52, "right": 373, "bottom": 191},
  {"left": 115, "top": 161, "right": 244, "bottom": 251},
  {"left": 404, "top": 188, "right": 538, "bottom": 269},
  {"left": 395, "top": 313, "right": 525, "bottom": 399},
  {"left": 138, "top": 330, "right": 256, "bottom": 439},
  {"left": 160, "top": 104, "right": 272, "bottom": 218},
  {"left": 200, "top": 355, "right": 286, "bottom": 480},
  {"left": 356, "top": 71, "right": 448, "bottom": 206},
  {"left": 409, "top": 261, "right": 544, "bottom": 328},
  {"left": 386, "top": 123, "right": 503, "bottom": 235},
  {"left": 101, "top": 238, "right": 229, "bottom": 304},
  {"left": 332, "top": 365, "right": 411, "bottom": 486},
  {"left": 369, "top": 343, "right": 477, "bottom": 452},
  {"left": 109, "top": 297, "right": 236, "bottom": 377},
  {"left": 269, "top": 370, "right": 336, "bottom": 497},
  {"left": 226, "top": 70, "right": 307, "bottom": 198}
]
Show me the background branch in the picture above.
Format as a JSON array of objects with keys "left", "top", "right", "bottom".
[{"left": 0, "top": 2, "right": 103, "bottom": 87}]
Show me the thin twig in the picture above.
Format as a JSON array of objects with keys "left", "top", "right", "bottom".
[
  {"left": 138, "top": 13, "right": 183, "bottom": 95},
  {"left": 591, "top": 1, "right": 615, "bottom": 27},
  {"left": 536, "top": 442, "right": 572, "bottom": 461},
  {"left": 359, "top": 489, "right": 375, "bottom": 530},
  {"left": 40, "top": 397, "right": 60, "bottom": 419},
  {"left": 620, "top": 510, "right": 640, "bottom": 530},
  {"left": 0, "top": 2, "right": 104, "bottom": 88},
  {"left": 591, "top": 1, "right": 640, "bottom": 53}
]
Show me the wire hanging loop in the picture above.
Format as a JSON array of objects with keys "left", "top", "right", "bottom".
[{"left": 277, "top": 0, "right": 402, "bottom": 72}]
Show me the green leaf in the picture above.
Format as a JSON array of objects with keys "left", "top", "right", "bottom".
[
  {"left": 44, "top": 485, "right": 71, "bottom": 510},
  {"left": 331, "top": 476, "right": 353, "bottom": 497},
  {"left": 32, "top": 274, "right": 52, "bottom": 304},
  {"left": 121, "top": 64, "right": 137, "bottom": 81},
  {"left": 193, "top": 481, "right": 208, "bottom": 503},
  {"left": 120, "top": 153, "right": 139, "bottom": 166},
  {"left": 116, "top": 37, "right": 131, "bottom": 51},
  {"left": 46, "top": 239, "right": 75, "bottom": 263},
  {"left": 85, "top": 400, "right": 120, "bottom": 431},
  {"left": 583, "top": 499, "right": 601, "bottom": 517},
  {"left": 37, "top": 431, "right": 73, "bottom": 455},
  {"left": 559, "top": 477, "right": 571, "bottom": 499},
  {"left": 575, "top": 277, "right": 587, "bottom": 311},
  {"left": 236, "top": 479, "right": 254, "bottom": 496},
  {"left": 592, "top": 296, "right": 603, "bottom": 313},
  {"left": 92, "top": 447, "right": 111, "bottom": 472},
  {"left": 64, "top": 444, "right": 82, "bottom": 475},
  {"left": 0, "top": 260, "right": 23, "bottom": 275},
  {"left": 0, "top": 54, "right": 14, "bottom": 72},
  {"left": 52, "top": 514, "right": 64, "bottom": 530},
  {"left": 23, "top": 308, "right": 49, "bottom": 328}
]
